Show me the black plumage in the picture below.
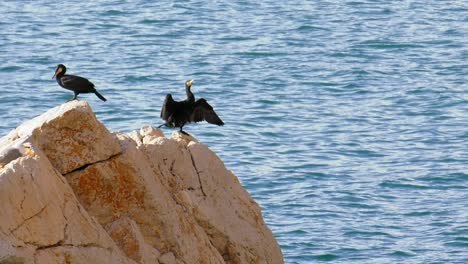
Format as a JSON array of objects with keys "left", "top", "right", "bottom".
[
  {"left": 159, "top": 80, "right": 224, "bottom": 134},
  {"left": 52, "top": 64, "right": 107, "bottom": 101}
]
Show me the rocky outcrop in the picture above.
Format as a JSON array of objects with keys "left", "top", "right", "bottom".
[{"left": 0, "top": 101, "right": 283, "bottom": 264}]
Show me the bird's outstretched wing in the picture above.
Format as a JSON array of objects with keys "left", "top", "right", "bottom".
[
  {"left": 190, "top": 98, "right": 224, "bottom": 126},
  {"left": 61, "top": 75, "right": 95, "bottom": 92},
  {"left": 160, "top": 94, "right": 176, "bottom": 121}
]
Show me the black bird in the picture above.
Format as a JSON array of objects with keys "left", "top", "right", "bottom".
[
  {"left": 52, "top": 64, "right": 107, "bottom": 101},
  {"left": 159, "top": 80, "right": 224, "bottom": 135}
]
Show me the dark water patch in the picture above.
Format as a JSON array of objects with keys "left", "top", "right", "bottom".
[
  {"left": 0, "top": 66, "right": 23, "bottom": 72},
  {"left": 403, "top": 211, "right": 434, "bottom": 217},
  {"left": 101, "top": 10, "right": 130, "bottom": 16},
  {"left": 443, "top": 28, "right": 463, "bottom": 36},
  {"left": 454, "top": 237, "right": 468, "bottom": 242},
  {"left": 341, "top": 149, "right": 386, "bottom": 158},
  {"left": 340, "top": 202, "right": 379, "bottom": 210},
  {"left": 430, "top": 221, "right": 452, "bottom": 228},
  {"left": 358, "top": 40, "right": 424, "bottom": 50},
  {"left": 420, "top": 173, "right": 468, "bottom": 183},
  {"left": 62, "top": 22, "right": 88, "bottom": 28},
  {"left": 314, "top": 253, "right": 338, "bottom": 261},
  {"left": 256, "top": 99, "right": 279, "bottom": 105},
  {"left": 122, "top": 75, "right": 155, "bottom": 82},
  {"left": 296, "top": 25, "right": 330, "bottom": 32},
  {"left": 140, "top": 18, "right": 183, "bottom": 25},
  {"left": 307, "top": 81, "right": 340, "bottom": 87},
  {"left": 90, "top": 23, "right": 122, "bottom": 29},
  {"left": 191, "top": 71, "right": 221, "bottom": 77},
  {"left": 346, "top": 1, "right": 366, "bottom": 6},
  {"left": 234, "top": 51, "right": 290, "bottom": 58},
  {"left": 389, "top": 250, "right": 415, "bottom": 257}
]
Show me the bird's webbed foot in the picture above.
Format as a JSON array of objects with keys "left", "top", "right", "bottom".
[{"left": 180, "top": 130, "right": 190, "bottom": 136}]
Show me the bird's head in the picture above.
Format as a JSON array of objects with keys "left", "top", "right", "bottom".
[
  {"left": 185, "top": 80, "right": 194, "bottom": 88},
  {"left": 52, "top": 64, "right": 67, "bottom": 79}
]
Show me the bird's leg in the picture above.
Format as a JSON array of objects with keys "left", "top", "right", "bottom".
[
  {"left": 179, "top": 126, "right": 190, "bottom": 136},
  {"left": 157, "top": 123, "right": 167, "bottom": 128},
  {"left": 67, "top": 92, "right": 79, "bottom": 102}
]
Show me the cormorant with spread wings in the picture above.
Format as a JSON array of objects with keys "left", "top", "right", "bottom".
[{"left": 159, "top": 80, "right": 223, "bottom": 135}]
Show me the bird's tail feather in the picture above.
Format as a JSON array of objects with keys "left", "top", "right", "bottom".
[{"left": 94, "top": 90, "right": 107, "bottom": 101}]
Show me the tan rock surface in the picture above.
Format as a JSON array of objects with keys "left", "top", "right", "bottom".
[
  {"left": 66, "top": 133, "right": 225, "bottom": 264},
  {"left": 9, "top": 101, "right": 121, "bottom": 174},
  {"left": 143, "top": 131, "right": 284, "bottom": 264},
  {"left": 0, "top": 143, "right": 135, "bottom": 264},
  {"left": 107, "top": 217, "right": 161, "bottom": 264},
  {"left": 0, "top": 102, "right": 283, "bottom": 264}
]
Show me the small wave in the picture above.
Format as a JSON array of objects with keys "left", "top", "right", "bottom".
[
  {"left": 0, "top": 66, "right": 22, "bottom": 72},
  {"left": 340, "top": 202, "right": 378, "bottom": 209},
  {"left": 379, "top": 181, "right": 430, "bottom": 190},
  {"left": 235, "top": 51, "right": 289, "bottom": 58},
  {"left": 296, "top": 25, "right": 330, "bottom": 32},
  {"left": 217, "top": 36, "right": 254, "bottom": 42},
  {"left": 358, "top": 41, "right": 424, "bottom": 50},
  {"left": 444, "top": 241, "right": 468, "bottom": 248},
  {"left": 344, "top": 230, "right": 396, "bottom": 238},
  {"left": 343, "top": 149, "right": 386, "bottom": 158},
  {"left": 140, "top": 19, "right": 181, "bottom": 25}
]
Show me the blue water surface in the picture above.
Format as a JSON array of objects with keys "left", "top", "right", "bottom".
[{"left": 1, "top": 1, "right": 467, "bottom": 263}]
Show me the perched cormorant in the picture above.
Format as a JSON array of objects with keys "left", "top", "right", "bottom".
[
  {"left": 52, "top": 64, "right": 107, "bottom": 101},
  {"left": 159, "top": 80, "right": 224, "bottom": 135}
]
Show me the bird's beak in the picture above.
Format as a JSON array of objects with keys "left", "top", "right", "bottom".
[
  {"left": 52, "top": 68, "right": 61, "bottom": 79},
  {"left": 188, "top": 80, "right": 194, "bottom": 86}
]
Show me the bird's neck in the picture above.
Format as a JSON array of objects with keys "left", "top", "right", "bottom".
[
  {"left": 186, "top": 86, "right": 195, "bottom": 102},
  {"left": 56, "top": 71, "right": 65, "bottom": 79}
]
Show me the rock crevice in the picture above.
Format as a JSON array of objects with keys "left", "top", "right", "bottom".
[
  {"left": 0, "top": 101, "right": 283, "bottom": 264},
  {"left": 188, "top": 149, "right": 207, "bottom": 198}
]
